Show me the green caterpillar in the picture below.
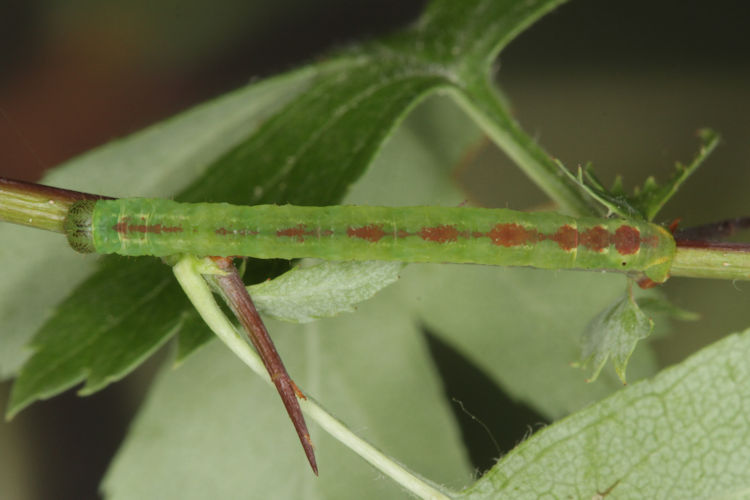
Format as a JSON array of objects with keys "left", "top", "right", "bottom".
[{"left": 64, "top": 198, "right": 676, "bottom": 282}]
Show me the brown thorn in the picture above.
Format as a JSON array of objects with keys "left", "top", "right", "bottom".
[
  {"left": 209, "top": 257, "right": 318, "bottom": 475},
  {"left": 289, "top": 379, "right": 307, "bottom": 400},
  {"left": 668, "top": 218, "right": 682, "bottom": 234}
]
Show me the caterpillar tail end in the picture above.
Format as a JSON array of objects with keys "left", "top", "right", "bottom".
[{"left": 64, "top": 200, "right": 96, "bottom": 254}]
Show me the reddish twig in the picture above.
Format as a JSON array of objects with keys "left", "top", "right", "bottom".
[
  {"left": 673, "top": 216, "right": 750, "bottom": 243},
  {"left": 0, "top": 176, "right": 112, "bottom": 202},
  {"left": 673, "top": 217, "right": 750, "bottom": 252}
]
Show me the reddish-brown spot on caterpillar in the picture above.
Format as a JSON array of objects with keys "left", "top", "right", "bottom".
[
  {"left": 347, "top": 224, "right": 385, "bottom": 242},
  {"left": 614, "top": 226, "right": 640, "bottom": 255},
  {"left": 418, "top": 225, "right": 460, "bottom": 243},
  {"left": 580, "top": 226, "right": 609, "bottom": 252},
  {"left": 113, "top": 217, "right": 183, "bottom": 235},
  {"left": 277, "top": 224, "right": 311, "bottom": 242},
  {"left": 488, "top": 223, "right": 537, "bottom": 247},
  {"left": 546, "top": 224, "right": 578, "bottom": 251},
  {"left": 641, "top": 235, "right": 660, "bottom": 248}
]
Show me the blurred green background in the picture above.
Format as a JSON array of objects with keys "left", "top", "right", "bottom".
[{"left": 1, "top": 1, "right": 748, "bottom": 498}]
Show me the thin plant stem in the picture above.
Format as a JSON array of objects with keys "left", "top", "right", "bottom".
[
  {"left": 671, "top": 245, "right": 750, "bottom": 280},
  {"left": 448, "top": 81, "right": 594, "bottom": 217}
]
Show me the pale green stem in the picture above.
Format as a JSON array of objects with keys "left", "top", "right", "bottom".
[
  {"left": 172, "top": 256, "right": 454, "bottom": 500},
  {"left": 670, "top": 246, "right": 750, "bottom": 281}
]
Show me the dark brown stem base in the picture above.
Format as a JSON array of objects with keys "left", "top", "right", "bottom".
[{"left": 673, "top": 216, "right": 750, "bottom": 242}]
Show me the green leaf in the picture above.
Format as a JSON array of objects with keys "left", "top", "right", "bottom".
[
  {"left": 462, "top": 328, "right": 750, "bottom": 499},
  {"left": 0, "top": 226, "right": 95, "bottom": 379},
  {"left": 632, "top": 128, "right": 720, "bottom": 221},
  {"left": 636, "top": 296, "right": 701, "bottom": 322},
  {"left": 556, "top": 129, "right": 720, "bottom": 221},
  {"left": 4, "top": 67, "right": 319, "bottom": 415},
  {"left": 406, "top": 266, "right": 657, "bottom": 419},
  {"left": 0, "top": 66, "right": 317, "bottom": 380},
  {"left": 102, "top": 288, "right": 472, "bottom": 500},
  {"left": 6, "top": 258, "right": 186, "bottom": 418},
  {"left": 248, "top": 261, "right": 404, "bottom": 323},
  {"left": 577, "top": 291, "right": 654, "bottom": 384},
  {"left": 7, "top": 0, "right": 576, "bottom": 416},
  {"left": 558, "top": 161, "right": 643, "bottom": 218}
]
